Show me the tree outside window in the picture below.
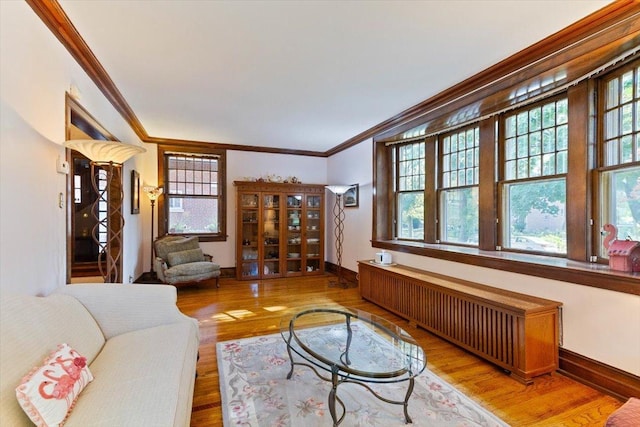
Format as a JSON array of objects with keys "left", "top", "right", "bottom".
[
  {"left": 439, "top": 127, "right": 479, "bottom": 245},
  {"left": 396, "top": 142, "right": 425, "bottom": 240},
  {"left": 598, "top": 61, "right": 640, "bottom": 256},
  {"left": 501, "top": 98, "right": 568, "bottom": 254}
]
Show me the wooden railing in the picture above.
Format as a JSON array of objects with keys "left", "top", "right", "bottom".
[{"left": 358, "top": 261, "right": 562, "bottom": 384}]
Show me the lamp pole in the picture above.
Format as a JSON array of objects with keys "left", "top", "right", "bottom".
[
  {"left": 149, "top": 197, "right": 156, "bottom": 274},
  {"left": 333, "top": 192, "right": 345, "bottom": 286},
  {"left": 143, "top": 186, "right": 163, "bottom": 278},
  {"left": 325, "top": 185, "right": 352, "bottom": 288}
]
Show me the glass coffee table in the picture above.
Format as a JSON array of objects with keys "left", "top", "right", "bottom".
[{"left": 280, "top": 307, "right": 426, "bottom": 426}]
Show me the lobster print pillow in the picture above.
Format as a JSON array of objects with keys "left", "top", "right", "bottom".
[{"left": 15, "top": 343, "right": 93, "bottom": 427}]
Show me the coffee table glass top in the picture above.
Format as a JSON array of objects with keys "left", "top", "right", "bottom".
[{"left": 280, "top": 307, "right": 426, "bottom": 382}]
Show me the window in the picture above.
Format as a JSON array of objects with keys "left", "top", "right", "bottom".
[
  {"left": 395, "top": 141, "right": 425, "bottom": 240},
  {"left": 500, "top": 97, "right": 568, "bottom": 254},
  {"left": 439, "top": 127, "right": 479, "bottom": 245},
  {"left": 371, "top": 14, "right": 637, "bottom": 291},
  {"left": 597, "top": 61, "right": 640, "bottom": 256},
  {"left": 161, "top": 149, "right": 226, "bottom": 240}
]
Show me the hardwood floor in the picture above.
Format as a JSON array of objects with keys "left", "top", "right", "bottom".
[{"left": 176, "top": 275, "right": 622, "bottom": 427}]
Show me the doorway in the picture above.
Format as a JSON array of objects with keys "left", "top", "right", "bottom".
[{"left": 65, "top": 94, "right": 122, "bottom": 283}]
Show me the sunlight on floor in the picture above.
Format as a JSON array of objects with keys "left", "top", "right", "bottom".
[{"left": 263, "top": 306, "right": 288, "bottom": 312}]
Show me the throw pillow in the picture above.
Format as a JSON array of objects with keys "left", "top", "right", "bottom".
[
  {"left": 167, "top": 248, "right": 205, "bottom": 267},
  {"left": 16, "top": 343, "right": 93, "bottom": 427},
  {"left": 606, "top": 397, "right": 640, "bottom": 426}
]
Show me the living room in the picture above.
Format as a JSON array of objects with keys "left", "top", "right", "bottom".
[{"left": 1, "top": 1, "right": 639, "bottom": 426}]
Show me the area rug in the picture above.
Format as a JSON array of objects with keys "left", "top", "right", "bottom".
[{"left": 217, "top": 327, "right": 509, "bottom": 427}]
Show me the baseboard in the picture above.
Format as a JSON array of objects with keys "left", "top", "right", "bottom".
[
  {"left": 220, "top": 267, "right": 236, "bottom": 278},
  {"left": 324, "top": 262, "right": 358, "bottom": 284},
  {"left": 559, "top": 348, "right": 640, "bottom": 401}
]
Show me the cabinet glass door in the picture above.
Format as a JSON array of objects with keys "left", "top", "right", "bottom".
[
  {"left": 262, "top": 194, "right": 281, "bottom": 277},
  {"left": 304, "top": 194, "right": 323, "bottom": 273},
  {"left": 285, "top": 194, "right": 303, "bottom": 275},
  {"left": 239, "top": 193, "right": 259, "bottom": 279}
]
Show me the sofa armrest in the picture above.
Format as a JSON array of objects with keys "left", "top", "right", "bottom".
[{"left": 56, "top": 284, "right": 199, "bottom": 340}]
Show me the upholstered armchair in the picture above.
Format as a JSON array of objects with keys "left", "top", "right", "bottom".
[{"left": 154, "top": 236, "right": 221, "bottom": 287}]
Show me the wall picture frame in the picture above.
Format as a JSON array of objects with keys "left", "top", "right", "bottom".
[
  {"left": 131, "top": 170, "right": 140, "bottom": 214},
  {"left": 344, "top": 184, "right": 359, "bottom": 208}
]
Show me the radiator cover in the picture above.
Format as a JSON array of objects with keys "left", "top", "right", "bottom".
[{"left": 359, "top": 261, "right": 562, "bottom": 384}]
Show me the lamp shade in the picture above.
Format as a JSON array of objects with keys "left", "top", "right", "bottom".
[
  {"left": 143, "top": 186, "right": 163, "bottom": 201},
  {"left": 325, "top": 185, "right": 352, "bottom": 195},
  {"left": 64, "top": 139, "right": 146, "bottom": 164}
]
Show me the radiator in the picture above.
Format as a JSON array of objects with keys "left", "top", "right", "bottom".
[{"left": 358, "top": 261, "right": 562, "bottom": 384}]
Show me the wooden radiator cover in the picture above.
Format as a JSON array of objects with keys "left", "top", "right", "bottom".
[{"left": 358, "top": 261, "right": 562, "bottom": 384}]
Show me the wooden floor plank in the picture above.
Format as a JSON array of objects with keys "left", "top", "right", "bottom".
[{"left": 176, "top": 275, "right": 622, "bottom": 427}]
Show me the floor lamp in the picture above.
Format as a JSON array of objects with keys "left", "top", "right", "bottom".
[
  {"left": 64, "top": 140, "right": 145, "bottom": 283},
  {"left": 143, "top": 186, "right": 163, "bottom": 278},
  {"left": 325, "top": 185, "right": 353, "bottom": 288}
]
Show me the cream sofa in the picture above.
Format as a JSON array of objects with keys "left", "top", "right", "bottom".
[{"left": 0, "top": 284, "right": 199, "bottom": 426}]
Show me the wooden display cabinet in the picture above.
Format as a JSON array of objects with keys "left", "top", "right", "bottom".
[{"left": 235, "top": 181, "right": 325, "bottom": 280}]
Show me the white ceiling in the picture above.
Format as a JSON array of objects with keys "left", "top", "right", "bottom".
[{"left": 59, "top": 0, "right": 611, "bottom": 153}]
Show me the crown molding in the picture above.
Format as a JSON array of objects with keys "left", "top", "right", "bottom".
[
  {"left": 26, "top": 0, "right": 149, "bottom": 140},
  {"left": 26, "top": 0, "right": 640, "bottom": 157}
]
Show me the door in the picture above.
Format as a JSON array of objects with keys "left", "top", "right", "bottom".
[
  {"left": 65, "top": 95, "right": 122, "bottom": 282},
  {"left": 238, "top": 192, "right": 260, "bottom": 279}
]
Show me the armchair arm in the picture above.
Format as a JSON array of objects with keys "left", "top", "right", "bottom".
[
  {"left": 56, "top": 284, "right": 198, "bottom": 340},
  {"left": 155, "top": 256, "right": 168, "bottom": 282}
]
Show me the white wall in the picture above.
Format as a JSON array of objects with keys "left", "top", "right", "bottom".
[
  {"left": 330, "top": 139, "right": 640, "bottom": 376},
  {"left": 2, "top": 0, "right": 637, "bottom": 378},
  {"left": 204, "top": 150, "right": 327, "bottom": 268},
  {"left": 0, "top": 2, "right": 150, "bottom": 294},
  {"left": 325, "top": 141, "right": 373, "bottom": 272}
]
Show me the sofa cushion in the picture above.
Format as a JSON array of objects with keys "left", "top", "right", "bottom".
[
  {"left": 0, "top": 293, "right": 105, "bottom": 427},
  {"left": 167, "top": 248, "right": 204, "bottom": 267},
  {"left": 63, "top": 322, "right": 199, "bottom": 427},
  {"left": 155, "top": 236, "right": 200, "bottom": 261},
  {"left": 16, "top": 343, "right": 93, "bottom": 427}
]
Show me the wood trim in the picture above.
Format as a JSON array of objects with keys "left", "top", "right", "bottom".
[
  {"left": 26, "top": 1, "right": 328, "bottom": 157},
  {"left": 559, "top": 348, "right": 640, "bottom": 401},
  {"left": 28, "top": 1, "right": 638, "bottom": 157},
  {"left": 424, "top": 136, "right": 437, "bottom": 243},
  {"left": 373, "top": 3, "right": 640, "bottom": 143},
  {"left": 324, "top": 262, "right": 358, "bottom": 284},
  {"left": 27, "top": 0, "right": 148, "bottom": 140},
  {"left": 156, "top": 142, "right": 227, "bottom": 241},
  {"left": 372, "top": 239, "right": 640, "bottom": 295},
  {"left": 566, "top": 82, "right": 591, "bottom": 260},
  {"left": 145, "top": 136, "right": 326, "bottom": 157},
  {"left": 478, "top": 117, "right": 497, "bottom": 251}
]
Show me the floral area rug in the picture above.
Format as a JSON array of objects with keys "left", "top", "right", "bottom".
[{"left": 217, "top": 327, "right": 509, "bottom": 427}]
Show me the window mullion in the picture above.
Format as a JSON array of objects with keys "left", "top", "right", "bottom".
[
  {"left": 425, "top": 136, "right": 437, "bottom": 243},
  {"left": 479, "top": 117, "right": 498, "bottom": 251}
]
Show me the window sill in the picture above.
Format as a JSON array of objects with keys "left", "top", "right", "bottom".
[
  {"left": 371, "top": 240, "right": 639, "bottom": 296},
  {"left": 168, "top": 233, "right": 227, "bottom": 243}
]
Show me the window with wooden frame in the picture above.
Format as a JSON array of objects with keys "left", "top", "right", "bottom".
[
  {"left": 499, "top": 96, "right": 568, "bottom": 255},
  {"left": 371, "top": 7, "right": 638, "bottom": 292},
  {"left": 596, "top": 60, "right": 640, "bottom": 257},
  {"left": 158, "top": 144, "right": 227, "bottom": 242},
  {"left": 394, "top": 141, "right": 426, "bottom": 240},
  {"left": 438, "top": 126, "right": 479, "bottom": 245}
]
